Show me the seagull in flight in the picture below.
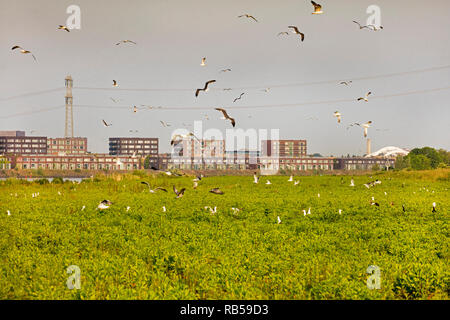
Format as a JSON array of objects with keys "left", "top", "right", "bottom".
[
  {"left": 58, "top": 25, "right": 70, "bottom": 32},
  {"left": 11, "top": 46, "right": 37, "bottom": 61},
  {"left": 160, "top": 121, "right": 171, "bottom": 127},
  {"left": 102, "top": 120, "right": 112, "bottom": 127},
  {"left": 112, "top": 80, "right": 118, "bottom": 87},
  {"left": 334, "top": 111, "right": 342, "bottom": 123},
  {"left": 116, "top": 40, "right": 137, "bottom": 45},
  {"left": 233, "top": 93, "right": 245, "bottom": 103},
  {"left": 339, "top": 81, "right": 352, "bottom": 86},
  {"left": 352, "top": 21, "right": 373, "bottom": 30},
  {"left": 288, "top": 26, "right": 305, "bottom": 41},
  {"left": 356, "top": 121, "right": 372, "bottom": 138},
  {"left": 238, "top": 14, "right": 258, "bottom": 22},
  {"left": 195, "top": 80, "right": 216, "bottom": 97},
  {"left": 311, "top": 1, "right": 323, "bottom": 14},
  {"left": 357, "top": 91, "right": 372, "bottom": 102},
  {"left": 277, "top": 31, "right": 289, "bottom": 36},
  {"left": 141, "top": 182, "right": 167, "bottom": 193},
  {"left": 170, "top": 132, "right": 199, "bottom": 146},
  {"left": 220, "top": 68, "right": 232, "bottom": 73},
  {"left": 200, "top": 57, "right": 206, "bottom": 66},
  {"left": 173, "top": 186, "right": 186, "bottom": 199},
  {"left": 215, "top": 108, "right": 236, "bottom": 127}
]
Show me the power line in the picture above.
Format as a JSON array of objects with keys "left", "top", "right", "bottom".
[
  {"left": 0, "top": 105, "right": 64, "bottom": 119},
  {"left": 2, "top": 85, "right": 449, "bottom": 119},
  {"left": 0, "top": 88, "right": 64, "bottom": 103},
  {"left": 72, "top": 86, "right": 450, "bottom": 110},
  {"left": 72, "top": 65, "right": 450, "bottom": 92}
]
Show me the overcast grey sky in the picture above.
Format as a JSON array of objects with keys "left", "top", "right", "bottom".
[{"left": 1, "top": 0, "right": 449, "bottom": 155}]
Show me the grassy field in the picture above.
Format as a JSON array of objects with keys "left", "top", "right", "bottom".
[{"left": 0, "top": 170, "right": 448, "bottom": 300}]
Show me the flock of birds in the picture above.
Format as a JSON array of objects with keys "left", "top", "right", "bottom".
[{"left": 9, "top": 1, "right": 386, "bottom": 144}]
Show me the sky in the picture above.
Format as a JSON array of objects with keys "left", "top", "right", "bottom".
[{"left": 0, "top": 0, "right": 449, "bottom": 156}]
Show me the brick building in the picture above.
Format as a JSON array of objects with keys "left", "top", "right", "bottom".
[
  {"left": 333, "top": 157, "right": 395, "bottom": 170},
  {"left": 15, "top": 154, "right": 141, "bottom": 171},
  {"left": 47, "top": 137, "right": 88, "bottom": 155},
  {"left": 109, "top": 137, "right": 158, "bottom": 167},
  {"left": 0, "top": 135, "right": 47, "bottom": 155},
  {"left": 261, "top": 140, "right": 307, "bottom": 157}
]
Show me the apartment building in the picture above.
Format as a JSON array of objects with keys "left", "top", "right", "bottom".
[
  {"left": 47, "top": 137, "right": 88, "bottom": 155},
  {"left": 15, "top": 154, "right": 141, "bottom": 171},
  {"left": 0, "top": 135, "right": 47, "bottom": 155},
  {"left": 261, "top": 140, "right": 307, "bottom": 157},
  {"left": 334, "top": 157, "right": 395, "bottom": 170}
]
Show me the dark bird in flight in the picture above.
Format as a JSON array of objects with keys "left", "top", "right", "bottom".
[
  {"left": 11, "top": 46, "right": 37, "bottom": 61},
  {"left": 102, "top": 119, "right": 112, "bottom": 127},
  {"left": 195, "top": 80, "right": 216, "bottom": 97},
  {"left": 58, "top": 25, "right": 70, "bottom": 32},
  {"left": 173, "top": 186, "right": 186, "bottom": 198},
  {"left": 233, "top": 93, "right": 245, "bottom": 103},
  {"left": 112, "top": 80, "right": 118, "bottom": 87},
  {"left": 288, "top": 26, "right": 305, "bottom": 41},
  {"left": 339, "top": 81, "right": 352, "bottom": 86},
  {"left": 209, "top": 188, "right": 224, "bottom": 195},
  {"left": 220, "top": 68, "right": 232, "bottom": 73},
  {"left": 116, "top": 40, "right": 137, "bottom": 45},
  {"left": 215, "top": 108, "right": 236, "bottom": 127},
  {"left": 311, "top": 1, "right": 323, "bottom": 14},
  {"left": 238, "top": 14, "right": 258, "bottom": 22},
  {"left": 277, "top": 32, "right": 289, "bottom": 36}
]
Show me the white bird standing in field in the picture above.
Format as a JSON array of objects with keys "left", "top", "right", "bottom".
[
  {"left": 288, "top": 175, "right": 293, "bottom": 182},
  {"left": 432, "top": 202, "right": 436, "bottom": 213},
  {"left": 266, "top": 180, "right": 272, "bottom": 185},
  {"left": 307, "top": 208, "right": 311, "bottom": 215},
  {"left": 253, "top": 173, "right": 259, "bottom": 184},
  {"left": 162, "top": 206, "right": 166, "bottom": 212},
  {"left": 339, "top": 209, "right": 342, "bottom": 214},
  {"left": 126, "top": 206, "right": 131, "bottom": 212},
  {"left": 277, "top": 216, "right": 282, "bottom": 224},
  {"left": 303, "top": 209, "right": 307, "bottom": 216},
  {"left": 231, "top": 208, "right": 240, "bottom": 214},
  {"left": 350, "top": 179, "right": 355, "bottom": 187},
  {"left": 317, "top": 193, "right": 320, "bottom": 198},
  {"left": 294, "top": 180, "right": 300, "bottom": 185},
  {"left": 81, "top": 206, "right": 85, "bottom": 211},
  {"left": 7, "top": 210, "right": 11, "bottom": 216}
]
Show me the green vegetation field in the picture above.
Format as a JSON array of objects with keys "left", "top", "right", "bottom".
[{"left": 0, "top": 170, "right": 449, "bottom": 300}]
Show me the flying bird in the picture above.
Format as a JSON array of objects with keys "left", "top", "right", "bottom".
[
  {"left": 277, "top": 31, "right": 289, "bottom": 36},
  {"left": 233, "top": 93, "right": 245, "bottom": 103},
  {"left": 352, "top": 21, "right": 373, "bottom": 30},
  {"left": 215, "top": 108, "right": 236, "bottom": 127},
  {"left": 209, "top": 188, "right": 224, "bottom": 195},
  {"left": 102, "top": 120, "right": 112, "bottom": 127},
  {"left": 173, "top": 186, "right": 186, "bottom": 198},
  {"left": 170, "top": 132, "right": 199, "bottom": 146},
  {"left": 357, "top": 91, "right": 372, "bottom": 102},
  {"left": 200, "top": 57, "right": 206, "bottom": 66},
  {"left": 112, "top": 80, "right": 118, "bottom": 87},
  {"left": 360, "top": 121, "right": 372, "bottom": 138},
  {"left": 160, "top": 121, "right": 171, "bottom": 127},
  {"left": 195, "top": 80, "right": 216, "bottom": 97},
  {"left": 220, "top": 68, "right": 232, "bottom": 73},
  {"left": 140, "top": 182, "right": 167, "bottom": 193},
  {"left": 58, "top": 25, "right": 70, "bottom": 32},
  {"left": 238, "top": 14, "right": 258, "bottom": 22},
  {"left": 11, "top": 46, "right": 37, "bottom": 61},
  {"left": 288, "top": 26, "right": 305, "bottom": 41},
  {"left": 133, "top": 106, "right": 137, "bottom": 113},
  {"left": 311, "top": 1, "right": 323, "bottom": 14},
  {"left": 116, "top": 40, "right": 136, "bottom": 45},
  {"left": 368, "top": 25, "right": 384, "bottom": 31},
  {"left": 339, "top": 81, "right": 352, "bottom": 86},
  {"left": 334, "top": 111, "right": 342, "bottom": 123}
]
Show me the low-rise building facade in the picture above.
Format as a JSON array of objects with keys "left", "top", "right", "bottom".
[{"left": 47, "top": 137, "right": 88, "bottom": 155}]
